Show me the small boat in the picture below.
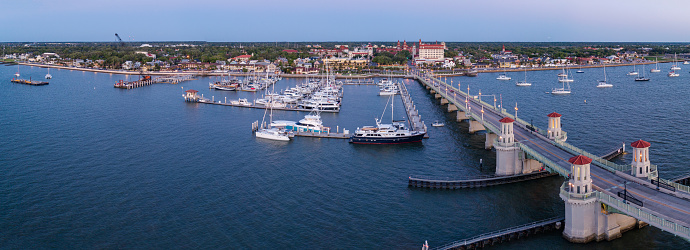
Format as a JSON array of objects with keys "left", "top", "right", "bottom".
[
  {"left": 45, "top": 68, "right": 52, "bottom": 79},
  {"left": 671, "top": 53, "right": 681, "bottom": 70},
  {"left": 515, "top": 68, "right": 531, "bottom": 86},
  {"left": 635, "top": 64, "right": 650, "bottom": 81},
  {"left": 14, "top": 65, "right": 20, "bottom": 77},
  {"left": 627, "top": 64, "right": 638, "bottom": 75},
  {"left": 684, "top": 61, "right": 689, "bottom": 65},
  {"left": 651, "top": 57, "right": 661, "bottom": 73},
  {"left": 496, "top": 73, "right": 511, "bottom": 80},
  {"left": 230, "top": 98, "right": 251, "bottom": 106},
  {"left": 379, "top": 86, "right": 399, "bottom": 96},
  {"left": 255, "top": 98, "right": 290, "bottom": 141},
  {"left": 668, "top": 71, "right": 679, "bottom": 77},
  {"left": 576, "top": 69, "right": 584, "bottom": 73},
  {"left": 597, "top": 64, "right": 613, "bottom": 88},
  {"left": 552, "top": 77, "right": 571, "bottom": 95},
  {"left": 432, "top": 121, "right": 445, "bottom": 127}
]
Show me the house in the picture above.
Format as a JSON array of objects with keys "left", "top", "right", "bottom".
[{"left": 231, "top": 55, "right": 252, "bottom": 62}]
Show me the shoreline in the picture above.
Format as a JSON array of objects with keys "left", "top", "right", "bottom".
[{"left": 15, "top": 61, "right": 672, "bottom": 78}]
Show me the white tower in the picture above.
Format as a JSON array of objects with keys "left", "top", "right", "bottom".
[
  {"left": 561, "top": 155, "right": 597, "bottom": 243},
  {"left": 547, "top": 112, "right": 564, "bottom": 140},
  {"left": 495, "top": 117, "right": 520, "bottom": 176},
  {"left": 630, "top": 139, "right": 651, "bottom": 178}
]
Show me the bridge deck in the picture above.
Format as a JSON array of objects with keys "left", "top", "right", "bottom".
[{"left": 414, "top": 70, "right": 690, "bottom": 239}]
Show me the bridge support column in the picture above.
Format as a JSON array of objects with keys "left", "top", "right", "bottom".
[
  {"left": 521, "top": 156, "right": 543, "bottom": 174},
  {"left": 561, "top": 155, "right": 598, "bottom": 243},
  {"left": 457, "top": 111, "right": 468, "bottom": 121},
  {"left": 440, "top": 98, "right": 448, "bottom": 105},
  {"left": 425, "top": 85, "right": 430, "bottom": 90},
  {"left": 430, "top": 90, "right": 436, "bottom": 94},
  {"left": 485, "top": 133, "right": 497, "bottom": 150},
  {"left": 469, "top": 119, "right": 486, "bottom": 134},
  {"left": 435, "top": 93, "right": 442, "bottom": 99},
  {"left": 495, "top": 117, "right": 520, "bottom": 175},
  {"left": 448, "top": 104, "right": 457, "bottom": 112}
]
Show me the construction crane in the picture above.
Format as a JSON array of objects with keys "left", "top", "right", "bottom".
[{"left": 115, "top": 33, "right": 126, "bottom": 47}]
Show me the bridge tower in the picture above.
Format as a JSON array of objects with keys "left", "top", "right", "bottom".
[
  {"left": 561, "top": 155, "right": 597, "bottom": 243},
  {"left": 495, "top": 117, "right": 520, "bottom": 176},
  {"left": 547, "top": 112, "right": 565, "bottom": 140},
  {"left": 630, "top": 139, "right": 651, "bottom": 178}
]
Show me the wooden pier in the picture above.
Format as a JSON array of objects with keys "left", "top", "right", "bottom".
[
  {"left": 397, "top": 80, "right": 427, "bottom": 133},
  {"left": 114, "top": 76, "right": 154, "bottom": 89},
  {"left": 292, "top": 131, "right": 350, "bottom": 139},
  {"left": 432, "top": 217, "right": 564, "bottom": 250},
  {"left": 408, "top": 170, "right": 557, "bottom": 189},
  {"left": 599, "top": 146, "right": 625, "bottom": 160},
  {"left": 154, "top": 74, "right": 196, "bottom": 84}
]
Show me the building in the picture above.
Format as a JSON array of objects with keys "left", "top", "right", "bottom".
[
  {"left": 231, "top": 55, "right": 252, "bottom": 62},
  {"left": 417, "top": 39, "right": 445, "bottom": 61},
  {"left": 322, "top": 58, "right": 370, "bottom": 70}
]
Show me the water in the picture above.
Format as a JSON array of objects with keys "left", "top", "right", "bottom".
[{"left": 1, "top": 64, "right": 689, "bottom": 249}]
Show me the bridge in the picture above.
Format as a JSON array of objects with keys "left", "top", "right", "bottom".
[{"left": 410, "top": 68, "right": 690, "bottom": 243}]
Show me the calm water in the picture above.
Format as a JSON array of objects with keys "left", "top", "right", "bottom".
[{"left": 1, "top": 64, "right": 689, "bottom": 249}]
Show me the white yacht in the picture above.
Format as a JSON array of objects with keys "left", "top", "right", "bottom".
[
  {"left": 349, "top": 96, "right": 425, "bottom": 144},
  {"left": 684, "top": 61, "right": 690, "bottom": 65},
  {"left": 668, "top": 71, "right": 679, "bottom": 77},
  {"left": 379, "top": 85, "right": 399, "bottom": 96},
  {"left": 272, "top": 109, "right": 330, "bottom": 133},
  {"left": 557, "top": 68, "right": 574, "bottom": 82},
  {"left": 431, "top": 121, "right": 445, "bottom": 127},
  {"left": 496, "top": 73, "right": 511, "bottom": 80},
  {"left": 230, "top": 98, "right": 251, "bottom": 106}
]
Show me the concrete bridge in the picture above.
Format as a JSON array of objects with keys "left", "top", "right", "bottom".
[{"left": 412, "top": 69, "right": 690, "bottom": 243}]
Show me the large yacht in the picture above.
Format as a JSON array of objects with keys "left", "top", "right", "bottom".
[{"left": 349, "top": 96, "right": 425, "bottom": 144}]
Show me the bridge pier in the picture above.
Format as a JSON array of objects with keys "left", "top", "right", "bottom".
[
  {"left": 469, "top": 119, "right": 486, "bottom": 134},
  {"left": 456, "top": 111, "right": 468, "bottom": 121},
  {"left": 425, "top": 85, "right": 430, "bottom": 90},
  {"left": 447, "top": 104, "right": 457, "bottom": 112},
  {"left": 630, "top": 140, "right": 651, "bottom": 178},
  {"left": 485, "top": 133, "right": 497, "bottom": 150},
  {"left": 430, "top": 90, "right": 436, "bottom": 94},
  {"left": 440, "top": 98, "right": 448, "bottom": 105},
  {"left": 435, "top": 93, "right": 442, "bottom": 99}
]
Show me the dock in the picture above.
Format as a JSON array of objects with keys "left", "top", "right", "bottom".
[
  {"left": 292, "top": 131, "right": 350, "bottom": 139},
  {"left": 397, "top": 80, "right": 427, "bottom": 133},
  {"left": 408, "top": 170, "right": 557, "bottom": 189},
  {"left": 11, "top": 78, "right": 49, "bottom": 86},
  {"left": 599, "top": 146, "right": 626, "bottom": 160},
  {"left": 197, "top": 99, "right": 340, "bottom": 113},
  {"left": 432, "top": 217, "right": 564, "bottom": 250},
  {"left": 153, "top": 74, "right": 196, "bottom": 84},
  {"left": 114, "top": 76, "right": 154, "bottom": 89}
]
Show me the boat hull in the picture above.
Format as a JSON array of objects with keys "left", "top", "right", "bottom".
[{"left": 349, "top": 133, "right": 425, "bottom": 144}]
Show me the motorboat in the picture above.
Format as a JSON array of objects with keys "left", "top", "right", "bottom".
[
  {"left": 230, "top": 98, "right": 251, "bottom": 106},
  {"left": 379, "top": 86, "right": 399, "bottom": 96},
  {"left": 668, "top": 71, "right": 679, "bottom": 77},
  {"left": 496, "top": 74, "right": 511, "bottom": 80},
  {"left": 432, "top": 121, "right": 445, "bottom": 127},
  {"left": 255, "top": 127, "right": 290, "bottom": 141},
  {"left": 273, "top": 109, "right": 330, "bottom": 133},
  {"left": 597, "top": 81, "right": 613, "bottom": 88}
]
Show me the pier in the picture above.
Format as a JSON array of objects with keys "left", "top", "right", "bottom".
[
  {"left": 432, "top": 217, "right": 564, "bottom": 250},
  {"left": 196, "top": 99, "right": 340, "bottom": 113},
  {"left": 397, "top": 80, "right": 427, "bottom": 133},
  {"left": 153, "top": 74, "right": 196, "bottom": 84},
  {"left": 408, "top": 171, "right": 556, "bottom": 189},
  {"left": 599, "top": 146, "right": 626, "bottom": 160},
  {"left": 114, "top": 76, "right": 154, "bottom": 89},
  {"left": 11, "top": 78, "right": 49, "bottom": 86},
  {"left": 292, "top": 131, "right": 350, "bottom": 139}
]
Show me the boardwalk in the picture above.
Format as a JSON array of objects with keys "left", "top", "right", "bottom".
[
  {"left": 413, "top": 69, "right": 690, "bottom": 239},
  {"left": 408, "top": 171, "right": 557, "bottom": 189}
]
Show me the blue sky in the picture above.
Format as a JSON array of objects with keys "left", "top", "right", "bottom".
[{"left": 2, "top": 0, "right": 690, "bottom": 42}]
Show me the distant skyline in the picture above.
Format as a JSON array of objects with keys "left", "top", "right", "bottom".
[{"left": 3, "top": 0, "right": 690, "bottom": 43}]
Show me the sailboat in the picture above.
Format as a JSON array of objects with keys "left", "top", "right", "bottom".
[
  {"left": 671, "top": 53, "right": 681, "bottom": 70},
  {"left": 558, "top": 67, "right": 574, "bottom": 82},
  {"left": 597, "top": 64, "right": 613, "bottom": 88},
  {"left": 627, "top": 63, "right": 638, "bottom": 75},
  {"left": 516, "top": 67, "right": 531, "bottom": 86},
  {"left": 14, "top": 65, "right": 20, "bottom": 77},
  {"left": 552, "top": 72, "right": 572, "bottom": 95},
  {"left": 635, "top": 64, "right": 650, "bottom": 81},
  {"left": 45, "top": 68, "right": 52, "bottom": 79},
  {"left": 651, "top": 57, "right": 661, "bottom": 73},
  {"left": 496, "top": 68, "right": 511, "bottom": 80},
  {"left": 255, "top": 83, "right": 290, "bottom": 141},
  {"left": 576, "top": 67, "right": 584, "bottom": 73}
]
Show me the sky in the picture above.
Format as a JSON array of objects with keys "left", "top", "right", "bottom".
[{"left": 2, "top": 0, "right": 690, "bottom": 42}]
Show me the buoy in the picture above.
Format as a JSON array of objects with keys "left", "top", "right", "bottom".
[{"left": 584, "top": 99, "right": 587, "bottom": 103}]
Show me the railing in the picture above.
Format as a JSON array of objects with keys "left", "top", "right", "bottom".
[
  {"left": 517, "top": 142, "right": 569, "bottom": 177},
  {"left": 559, "top": 182, "right": 597, "bottom": 200},
  {"left": 433, "top": 216, "right": 565, "bottom": 250},
  {"left": 647, "top": 169, "right": 690, "bottom": 194},
  {"left": 597, "top": 191, "right": 690, "bottom": 239}
]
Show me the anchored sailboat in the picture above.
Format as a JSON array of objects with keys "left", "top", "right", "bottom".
[
  {"left": 597, "top": 64, "right": 613, "bottom": 88},
  {"left": 516, "top": 67, "right": 531, "bottom": 86}
]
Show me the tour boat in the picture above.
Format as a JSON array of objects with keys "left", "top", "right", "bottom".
[
  {"left": 432, "top": 121, "right": 445, "bottom": 127},
  {"left": 515, "top": 67, "right": 531, "bottom": 86},
  {"left": 349, "top": 96, "right": 425, "bottom": 144}
]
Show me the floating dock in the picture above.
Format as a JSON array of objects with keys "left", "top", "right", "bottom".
[
  {"left": 432, "top": 217, "right": 564, "bottom": 250},
  {"left": 11, "top": 78, "right": 49, "bottom": 86},
  {"left": 408, "top": 170, "right": 557, "bottom": 189},
  {"left": 196, "top": 99, "right": 340, "bottom": 113},
  {"left": 292, "top": 131, "right": 350, "bottom": 139}
]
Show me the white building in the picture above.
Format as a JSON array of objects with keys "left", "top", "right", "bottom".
[{"left": 417, "top": 40, "right": 445, "bottom": 60}]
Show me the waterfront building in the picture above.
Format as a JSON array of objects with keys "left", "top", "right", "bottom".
[{"left": 416, "top": 39, "right": 445, "bottom": 61}]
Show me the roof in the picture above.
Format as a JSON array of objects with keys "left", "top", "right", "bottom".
[
  {"left": 185, "top": 89, "right": 198, "bottom": 93},
  {"left": 631, "top": 139, "right": 651, "bottom": 148},
  {"left": 234, "top": 55, "right": 252, "bottom": 58},
  {"left": 282, "top": 49, "right": 298, "bottom": 53},
  {"left": 547, "top": 112, "right": 562, "bottom": 118},
  {"left": 568, "top": 155, "right": 592, "bottom": 165},
  {"left": 499, "top": 117, "right": 515, "bottom": 123}
]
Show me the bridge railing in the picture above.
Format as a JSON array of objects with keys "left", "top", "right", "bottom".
[
  {"left": 647, "top": 167, "right": 690, "bottom": 194},
  {"left": 517, "top": 142, "right": 569, "bottom": 177},
  {"left": 559, "top": 182, "right": 597, "bottom": 200},
  {"left": 597, "top": 191, "right": 690, "bottom": 239}
]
